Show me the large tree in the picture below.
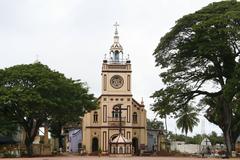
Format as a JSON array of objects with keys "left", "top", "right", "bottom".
[
  {"left": 0, "top": 63, "right": 97, "bottom": 156},
  {"left": 48, "top": 87, "right": 96, "bottom": 150},
  {"left": 48, "top": 79, "right": 97, "bottom": 150},
  {"left": 152, "top": 1, "right": 240, "bottom": 157}
]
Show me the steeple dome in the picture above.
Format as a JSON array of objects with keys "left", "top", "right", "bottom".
[{"left": 110, "top": 22, "right": 123, "bottom": 62}]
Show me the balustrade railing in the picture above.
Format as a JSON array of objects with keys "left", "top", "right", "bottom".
[{"left": 108, "top": 117, "right": 126, "bottom": 122}]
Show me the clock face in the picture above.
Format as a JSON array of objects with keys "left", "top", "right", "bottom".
[{"left": 110, "top": 75, "right": 124, "bottom": 89}]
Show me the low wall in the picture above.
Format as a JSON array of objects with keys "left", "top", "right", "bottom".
[
  {"left": 171, "top": 142, "right": 200, "bottom": 154},
  {"left": 33, "top": 144, "right": 51, "bottom": 155}
]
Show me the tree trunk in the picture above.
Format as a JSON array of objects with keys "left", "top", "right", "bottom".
[
  {"left": 25, "top": 137, "right": 33, "bottom": 157},
  {"left": 221, "top": 97, "right": 232, "bottom": 158},
  {"left": 223, "top": 127, "right": 232, "bottom": 158},
  {"left": 205, "top": 95, "right": 233, "bottom": 157},
  {"left": 231, "top": 131, "right": 237, "bottom": 151},
  {"left": 57, "top": 122, "right": 63, "bottom": 151},
  {"left": 23, "top": 118, "right": 42, "bottom": 157},
  {"left": 231, "top": 116, "right": 240, "bottom": 151},
  {"left": 58, "top": 135, "right": 64, "bottom": 150},
  {"left": 165, "top": 116, "right": 168, "bottom": 132}
]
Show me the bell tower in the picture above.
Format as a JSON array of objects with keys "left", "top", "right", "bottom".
[{"left": 101, "top": 22, "right": 132, "bottom": 96}]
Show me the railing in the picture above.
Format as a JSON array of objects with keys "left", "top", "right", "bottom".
[
  {"left": 108, "top": 65, "right": 127, "bottom": 69},
  {"left": 108, "top": 117, "right": 126, "bottom": 122},
  {"left": 103, "top": 60, "right": 131, "bottom": 65}
]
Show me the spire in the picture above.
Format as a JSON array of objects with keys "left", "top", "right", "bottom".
[
  {"left": 110, "top": 22, "right": 123, "bottom": 63},
  {"left": 114, "top": 22, "right": 119, "bottom": 36},
  {"left": 113, "top": 22, "right": 120, "bottom": 43},
  {"left": 141, "top": 97, "right": 144, "bottom": 105}
]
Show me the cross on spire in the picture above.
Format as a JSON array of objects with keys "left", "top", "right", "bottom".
[{"left": 114, "top": 22, "right": 119, "bottom": 35}]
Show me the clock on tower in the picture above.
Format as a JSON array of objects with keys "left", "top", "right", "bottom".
[{"left": 110, "top": 75, "right": 124, "bottom": 89}]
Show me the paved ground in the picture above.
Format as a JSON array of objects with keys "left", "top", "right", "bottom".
[{"left": 2, "top": 156, "right": 239, "bottom": 160}]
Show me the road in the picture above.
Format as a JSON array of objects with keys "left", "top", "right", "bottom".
[{"left": 2, "top": 156, "right": 239, "bottom": 160}]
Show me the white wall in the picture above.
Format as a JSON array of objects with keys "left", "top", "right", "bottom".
[{"left": 171, "top": 141, "right": 200, "bottom": 154}]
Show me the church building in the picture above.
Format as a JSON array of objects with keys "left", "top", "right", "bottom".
[{"left": 82, "top": 23, "right": 147, "bottom": 155}]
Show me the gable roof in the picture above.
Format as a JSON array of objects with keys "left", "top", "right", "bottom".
[
  {"left": 132, "top": 98, "right": 144, "bottom": 108},
  {"left": 110, "top": 134, "right": 131, "bottom": 144}
]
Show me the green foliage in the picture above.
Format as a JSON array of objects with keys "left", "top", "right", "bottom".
[
  {"left": 152, "top": 0, "right": 240, "bottom": 113},
  {"left": 48, "top": 77, "right": 98, "bottom": 142},
  {"left": 0, "top": 63, "right": 97, "bottom": 156},
  {"left": 0, "top": 112, "right": 18, "bottom": 137},
  {"left": 176, "top": 105, "right": 199, "bottom": 135},
  {"left": 208, "top": 131, "right": 224, "bottom": 145},
  {"left": 167, "top": 132, "right": 201, "bottom": 144},
  {"left": 186, "top": 134, "right": 203, "bottom": 144},
  {"left": 152, "top": 1, "right": 240, "bottom": 155},
  {"left": 168, "top": 132, "right": 186, "bottom": 142},
  {"left": 147, "top": 118, "right": 164, "bottom": 130},
  {"left": 167, "top": 132, "right": 224, "bottom": 145}
]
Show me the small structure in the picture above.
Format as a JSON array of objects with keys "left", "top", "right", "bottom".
[
  {"left": 109, "top": 134, "right": 132, "bottom": 155},
  {"left": 68, "top": 129, "right": 82, "bottom": 153},
  {"left": 200, "top": 138, "right": 212, "bottom": 155},
  {"left": 147, "top": 129, "right": 166, "bottom": 152},
  {"left": 109, "top": 104, "right": 133, "bottom": 155},
  {"left": 31, "top": 125, "right": 51, "bottom": 156},
  {"left": 201, "top": 137, "right": 212, "bottom": 146}
]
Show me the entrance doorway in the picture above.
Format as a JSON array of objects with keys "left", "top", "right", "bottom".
[
  {"left": 132, "top": 137, "right": 138, "bottom": 155},
  {"left": 92, "top": 137, "right": 98, "bottom": 153}
]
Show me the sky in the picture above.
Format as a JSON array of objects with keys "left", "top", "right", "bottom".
[{"left": 0, "top": 0, "right": 222, "bottom": 136}]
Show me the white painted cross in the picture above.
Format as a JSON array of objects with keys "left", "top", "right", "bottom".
[{"left": 114, "top": 22, "right": 119, "bottom": 35}]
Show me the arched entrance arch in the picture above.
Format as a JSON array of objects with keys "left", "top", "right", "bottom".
[
  {"left": 132, "top": 137, "right": 139, "bottom": 155},
  {"left": 92, "top": 137, "right": 98, "bottom": 153}
]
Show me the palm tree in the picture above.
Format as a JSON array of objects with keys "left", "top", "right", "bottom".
[{"left": 176, "top": 105, "right": 199, "bottom": 136}]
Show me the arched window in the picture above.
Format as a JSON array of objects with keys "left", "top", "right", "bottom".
[
  {"left": 132, "top": 112, "right": 137, "bottom": 123},
  {"left": 112, "top": 110, "right": 119, "bottom": 118},
  {"left": 113, "top": 50, "right": 119, "bottom": 62},
  {"left": 93, "top": 112, "right": 98, "bottom": 123}
]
